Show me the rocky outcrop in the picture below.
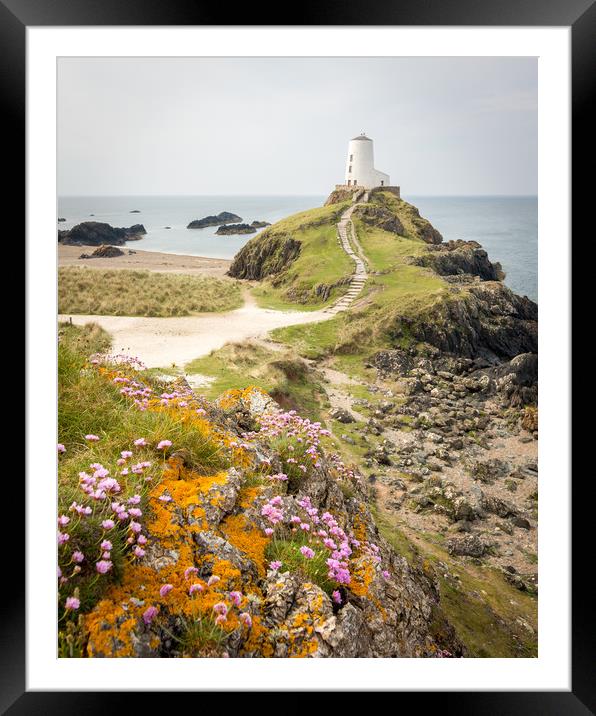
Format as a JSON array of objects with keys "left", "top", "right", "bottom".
[
  {"left": 250, "top": 220, "right": 271, "bottom": 228},
  {"left": 79, "top": 244, "right": 125, "bottom": 259},
  {"left": 353, "top": 204, "right": 405, "bottom": 235},
  {"left": 215, "top": 223, "right": 257, "bottom": 235},
  {"left": 58, "top": 222, "right": 146, "bottom": 246},
  {"left": 228, "top": 235, "right": 302, "bottom": 280},
  {"left": 187, "top": 212, "right": 242, "bottom": 229},
  {"left": 390, "top": 282, "right": 537, "bottom": 362},
  {"left": 413, "top": 240, "right": 504, "bottom": 281},
  {"left": 83, "top": 383, "right": 463, "bottom": 658}
]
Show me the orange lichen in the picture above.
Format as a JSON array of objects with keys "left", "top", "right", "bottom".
[{"left": 220, "top": 513, "right": 270, "bottom": 577}]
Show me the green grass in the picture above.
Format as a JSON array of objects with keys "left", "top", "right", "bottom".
[
  {"left": 248, "top": 202, "right": 354, "bottom": 310},
  {"left": 184, "top": 341, "right": 325, "bottom": 421},
  {"left": 59, "top": 267, "right": 242, "bottom": 317},
  {"left": 265, "top": 533, "right": 337, "bottom": 595},
  {"left": 58, "top": 323, "right": 230, "bottom": 616}
]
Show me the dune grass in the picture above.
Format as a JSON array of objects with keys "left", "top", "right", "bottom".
[{"left": 59, "top": 267, "right": 242, "bottom": 317}]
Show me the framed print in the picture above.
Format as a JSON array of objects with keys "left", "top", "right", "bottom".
[{"left": 10, "top": 0, "right": 590, "bottom": 709}]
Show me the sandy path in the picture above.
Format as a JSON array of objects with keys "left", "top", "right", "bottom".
[{"left": 59, "top": 291, "right": 330, "bottom": 368}]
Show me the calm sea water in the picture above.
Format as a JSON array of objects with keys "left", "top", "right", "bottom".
[{"left": 58, "top": 194, "right": 537, "bottom": 302}]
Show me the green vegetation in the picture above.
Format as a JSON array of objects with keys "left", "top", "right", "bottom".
[
  {"left": 58, "top": 323, "right": 229, "bottom": 614},
  {"left": 59, "top": 267, "right": 242, "bottom": 317},
  {"left": 246, "top": 202, "right": 354, "bottom": 310},
  {"left": 184, "top": 341, "right": 325, "bottom": 421},
  {"left": 265, "top": 534, "right": 336, "bottom": 595}
]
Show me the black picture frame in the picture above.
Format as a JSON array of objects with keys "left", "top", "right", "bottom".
[{"left": 11, "top": 0, "right": 589, "bottom": 709}]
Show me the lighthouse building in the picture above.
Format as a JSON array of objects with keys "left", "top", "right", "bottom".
[{"left": 344, "top": 133, "right": 390, "bottom": 189}]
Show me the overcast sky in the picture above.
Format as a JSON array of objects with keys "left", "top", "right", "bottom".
[{"left": 58, "top": 57, "right": 537, "bottom": 196}]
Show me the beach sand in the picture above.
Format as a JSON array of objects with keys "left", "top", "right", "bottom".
[{"left": 58, "top": 244, "right": 231, "bottom": 278}]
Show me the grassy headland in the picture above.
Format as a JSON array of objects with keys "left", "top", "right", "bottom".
[{"left": 59, "top": 267, "right": 242, "bottom": 317}]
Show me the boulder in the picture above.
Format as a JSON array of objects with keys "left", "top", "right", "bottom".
[
  {"left": 187, "top": 211, "right": 242, "bottom": 229},
  {"left": 215, "top": 223, "right": 257, "bottom": 235},
  {"left": 58, "top": 221, "right": 146, "bottom": 246}
]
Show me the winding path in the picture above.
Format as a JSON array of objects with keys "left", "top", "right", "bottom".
[{"left": 60, "top": 197, "right": 370, "bottom": 368}]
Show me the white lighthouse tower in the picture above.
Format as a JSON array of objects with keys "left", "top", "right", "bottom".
[{"left": 344, "top": 133, "right": 390, "bottom": 189}]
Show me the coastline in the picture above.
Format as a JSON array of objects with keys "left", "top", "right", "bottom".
[{"left": 58, "top": 244, "right": 231, "bottom": 278}]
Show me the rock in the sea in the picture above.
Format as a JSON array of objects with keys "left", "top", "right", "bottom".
[
  {"left": 79, "top": 244, "right": 125, "bottom": 259},
  {"left": 187, "top": 212, "right": 242, "bottom": 229},
  {"left": 250, "top": 220, "right": 271, "bottom": 228},
  {"left": 58, "top": 221, "right": 146, "bottom": 246},
  {"left": 58, "top": 217, "right": 66, "bottom": 222},
  {"left": 215, "top": 223, "right": 257, "bottom": 235}
]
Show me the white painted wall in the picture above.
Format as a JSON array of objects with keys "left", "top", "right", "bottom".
[{"left": 344, "top": 135, "right": 390, "bottom": 188}]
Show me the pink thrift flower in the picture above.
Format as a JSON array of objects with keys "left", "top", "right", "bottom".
[
  {"left": 129, "top": 521, "right": 141, "bottom": 534},
  {"left": 382, "top": 570, "right": 390, "bottom": 580},
  {"left": 207, "top": 575, "right": 220, "bottom": 587},
  {"left": 58, "top": 532, "right": 69, "bottom": 546},
  {"left": 269, "top": 560, "right": 282, "bottom": 572},
  {"left": 213, "top": 602, "right": 228, "bottom": 616},
  {"left": 159, "top": 495, "right": 172, "bottom": 503},
  {"left": 189, "top": 583, "right": 204, "bottom": 595},
  {"left": 300, "top": 546, "right": 315, "bottom": 559},
  {"left": 159, "top": 584, "right": 173, "bottom": 598},
  {"left": 215, "top": 614, "right": 227, "bottom": 625},
  {"left": 121, "top": 450, "right": 133, "bottom": 459},
  {"left": 137, "top": 534, "right": 148, "bottom": 545},
  {"left": 133, "top": 546, "right": 145, "bottom": 558},
  {"left": 239, "top": 612, "right": 252, "bottom": 628},
  {"left": 57, "top": 515, "right": 70, "bottom": 527},
  {"left": 100, "top": 540, "right": 112, "bottom": 551},
  {"left": 229, "top": 591, "right": 242, "bottom": 607},
  {"left": 57, "top": 443, "right": 66, "bottom": 453},
  {"left": 157, "top": 440, "right": 172, "bottom": 450},
  {"left": 128, "top": 508, "right": 142, "bottom": 518},
  {"left": 134, "top": 438, "right": 147, "bottom": 447},
  {"left": 264, "top": 528, "right": 274, "bottom": 537},
  {"left": 128, "top": 494, "right": 141, "bottom": 505},
  {"left": 65, "top": 596, "right": 80, "bottom": 610},
  {"left": 332, "top": 590, "right": 342, "bottom": 605},
  {"left": 184, "top": 566, "right": 199, "bottom": 579},
  {"left": 101, "top": 519, "right": 115, "bottom": 530},
  {"left": 143, "top": 606, "right": 158, "bottom": 625},
  {"left": 85, "top": 434, "right": 100, "bottom": 442},
  {"left": 95, "top": 560, "right": 112, "bottom": 574},
  {"left": 72, "top": 551, "right": 85, "bottom": 564}
]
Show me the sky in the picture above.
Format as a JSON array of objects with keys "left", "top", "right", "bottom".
[{"left": 58, "top": 57, "right": 537, "bottom": 197}]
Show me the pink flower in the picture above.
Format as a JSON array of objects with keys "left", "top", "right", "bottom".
[
  {"left": 300, "top": 546, "right": 315, "bottom": 559},
  {"left": 239, "top": 612, "right": 252, "bottom": 628},
  {"left": 189, "top": 583, "right": 204, "bottom": 595},
  {"left": 382, "top": 570, "right": 390, "bottom": 580},
  {"left": 332, "top": 590, "right": 342, "bottom": 605},
  {"left": 184, "top": 566, "right": 199, "bottom": 579},
  {"left": 129, "top": 521, "right": 141, "bottom": 534},
  {"left": 269, "top": 560, "right": 282, "bottom": 572},
  {"left": 58, "top": 531, "right": 69, "bottom": 545},
  {"left": 133, "top": 546, "right": 145, "bottom": 558},
  {"left": 72, "top": 551, "right": 85, "bottom": 564},
  {"left": 85, "top": 434, "right": 100, "bottom": 442},
  {"left": 215, "top": 614, "right": 227, "bottom": 625},
  {"left": 95, "top": 560, "right": 112, "bottom": 574},
  {"left": 121, "top": 450, "right": 133, "bottom": 459},
  {"left": 128, "top": 508, "right": 142, "bottom": 518},
  {"left": 143, "top": 606, "right": 158, "bottom": 625},
  {"left": 100, "top": 540, "right": 112, "bottom": 551},
  {"left": 128, "top": 494, "right": 141, "bottom": 505},
  {"left": 58, "top": 515, "right": 70, "bottom": 527},
  {"left": 57, "top": 443, "right": 66, "bottom": 453},
  {"left": 157, "top": 440, "right": 172, "bottom": 450},
  {"left": 207, "top": 575, "right": 220, "bottom": 587},
  {"left": 137, "top": 535, "right": 147, "bottom": 545},
  {"left": 159, "top": 495, "right": 172, "bottom": 503},
  {"left": 101, "top": 519, "right": 115, "bottom": 530},
  {"left": 159, "top": 584, "right": 173, "bottom": 598},
  {"left": 65, "top": 596, "right": 80, "bottom": 610},
  {"left": 213, "top": 602, "right": 228, "bottom": 616},
  {"left": 134, "top": 438, "right": 147, "bottom": 447},
  {"left": 264, "top": 528, "right": 274, "bottom": 536},
  {"left": 229, "top": 591, "right": 242, "bottom": 607}
]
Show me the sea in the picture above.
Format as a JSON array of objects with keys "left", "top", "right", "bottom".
[{"left": 58, "top": 194, "right": 537, "bottom": 302}]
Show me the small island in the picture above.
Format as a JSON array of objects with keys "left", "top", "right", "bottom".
[
  {"left": 250, "top": 220, "right": 271, "bottom": 228},
  {"left": 187, "top": 211, "right": 242, "bottom": 229},
  {"left": 215, "top": 223, "right": 257, "bottom": 235},
  {"left": 58, "top": 221, "right": 146, "bottom": 246}
]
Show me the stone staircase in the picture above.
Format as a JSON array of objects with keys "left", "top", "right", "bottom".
[{"left": 323, "top": 194, "right": 369, "bottom": 316}]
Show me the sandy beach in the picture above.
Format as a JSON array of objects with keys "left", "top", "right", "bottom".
[{"left": 58, "top": 244, "right": 231, "bottom": 278}]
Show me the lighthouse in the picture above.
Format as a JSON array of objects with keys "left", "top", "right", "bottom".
[{"left": 344, "top": 133, "right": 390, "bottom": 189}]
